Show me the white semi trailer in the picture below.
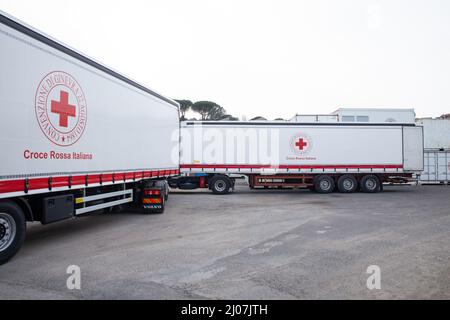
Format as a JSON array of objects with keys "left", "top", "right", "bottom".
[
  {"left": 169, "top": 121, "right": 424, "bottom": 194},
  {"left": 0, "top": 12, "right": 180, "bottom": 264}
]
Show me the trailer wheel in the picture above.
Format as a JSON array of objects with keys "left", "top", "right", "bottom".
[
  {"left": 210, "top": 175, "right": 231, "bottom": 194},
  {"left": 314, "top": 175, "right": 335, "bottom": 194},
  {"left": 0, "top": 201, "right": 26, "bottom": 265},
  {"left": 164, "top": 184, "right": 169, "bottom": 201},
  {"left": 337, "top": 175, "right": 358, "bottom": 193},
  {"left": 161, "top": 180, "right": 169, "bottom": 201},
  {"left": 360, "top": 175, "right": 381, "bottom": 193}
]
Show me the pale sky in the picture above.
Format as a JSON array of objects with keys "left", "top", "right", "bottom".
[{"left": 1, "top": 0, "right": 449, "bottom": 120}]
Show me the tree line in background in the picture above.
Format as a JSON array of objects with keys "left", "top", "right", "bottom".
[
  {"left": 176, "top": 100, "right": 450, "bottom": 121},
  {"left": 174, "top": 99, "right": 285, "bottom": 121},
  {"left": 175, "top": 100, "right": 238, "bottom": 121}
]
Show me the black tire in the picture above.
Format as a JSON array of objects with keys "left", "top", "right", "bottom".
[
  {"left": 210, "top": 175, "right": 231, "bottom": 194},
  {"left": 153, "top": 180, "right": 168, "bottom": 203},
  {"left": 0, "top": 201, "right": 26, "bottom": 265},
  {"left": 337, "top": 175, "right": 358, "bottom": 193},
  {"left": 313, "top": 175, "right": 335, "bottom": 194},
  {"left": 360, "top": 175, "right": 381, "bottom": 193},
  {"left": 162, "top": 180, "right": 169, "bottom": 201}
]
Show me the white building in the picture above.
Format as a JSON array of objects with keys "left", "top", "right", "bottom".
[
  {"left": 290, "top": 108, "right": 416, "bottom": 123},
  {"left": 289, "top": 114, "right": 338, "bottom": 123},
  {"left": 332, "top": 108, "right": 416, "bottom": 123}
]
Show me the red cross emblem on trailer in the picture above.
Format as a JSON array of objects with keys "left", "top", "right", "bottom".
[
  {"left": 290, "top": 134, "right": 312, "bottom": 155},
  {"left": 35, "top": 71, "right": 87, "bottom": 146},
  {"left": 51, "top": 91, "right": 76, "bottom": 128},
  {"left": 295, "top": 138, "right": 308, "bottom": 150}
]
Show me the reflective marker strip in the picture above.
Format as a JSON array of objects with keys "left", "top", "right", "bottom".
[{"left": 143, "top": 198, "right": 161, "bottom": 204}]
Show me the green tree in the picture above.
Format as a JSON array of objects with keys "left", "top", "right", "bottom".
[
  {"left": 191, "top": 101, "right": 226, "bottom": 120},
  {"left": 174, "top": 99, "right": 193, "bottom": 121}
]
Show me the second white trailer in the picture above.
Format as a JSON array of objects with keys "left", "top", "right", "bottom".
[{"left": 169, "top": 121, "right": 423, "bottom": 194}]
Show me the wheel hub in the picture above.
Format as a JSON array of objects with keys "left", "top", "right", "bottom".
[
  {"left": 343, "top": 179, "right": 354, "bottom": 190},
  {"left": 366, "top": 179, "right": 376, "bottom": 190},
  {"left": 320, "top": 180, "right": 330, "bottom": 190},
  {"left": 0, "top": 213, "right": 16, "bottom": 252},
  {"left": 215, "top": 181, "right": 226, "bottom": 192}
]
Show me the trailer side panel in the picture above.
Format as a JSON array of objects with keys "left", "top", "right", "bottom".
[{"left": 0, "top": 15, "right": 180, "bottom": 198}]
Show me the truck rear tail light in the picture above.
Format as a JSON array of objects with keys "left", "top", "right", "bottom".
[{"left": 143, "top": 189, "right": 161, "bottom": 196}]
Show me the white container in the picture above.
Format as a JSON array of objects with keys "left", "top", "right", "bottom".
[
  {"left": 420, "top": 150, "right": 450, "bottom": 183},
  {"left": 0, "top": 12, "right": 180, "bottom": 198},
  {"left": 179, "top": 121, "right": 424, "bottom": 174},
  {"left": 332, "top": 108, "right": 416, "bottom": 123},
  {"left": 415, "top": 118, "right": 450, "bottom": 149}
]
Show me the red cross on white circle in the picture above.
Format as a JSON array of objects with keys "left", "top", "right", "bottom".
[
  {"left": 51, "top": 90, "right": 76, "bottom": 128},
  {"left": 295, "top": 138, "right": 308, "bottom": 150}
]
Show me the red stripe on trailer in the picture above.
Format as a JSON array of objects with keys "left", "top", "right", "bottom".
[
  {"left": 103, "top": 173, "right": 113, "bottom": 183},
  {"left": 180, "top": 164, "right": 404, "bottom": 169},
  {"left": 0, "top": 168, "right": 179, "bottom": 194},
  {"left": 279, "top": 164, "right": 403, "bottom": 169},
  {"left": 28, "top": 177, "right": 48, "bottom": 190},
  {"left": 52, "top": 176, "right": 69, "bottom": 188},
  {"left": 0, "top": 179, "right": 23, "bottom": 193},
  {"left": 125, "top": 172, "right": 134, "bottom": 180},
  {"left": 88, "top": 174, "right": 101, "bottom": 184},
  {"left": 72, "top": 175, "right": 86, "bottom": 186}
]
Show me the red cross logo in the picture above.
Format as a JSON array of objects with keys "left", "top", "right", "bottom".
[
  {"left": 51, "top": 90, "right": 76, "bottom": 128},
  {"left": 295, "top": 138, "right": 308, "bottom": 150}
]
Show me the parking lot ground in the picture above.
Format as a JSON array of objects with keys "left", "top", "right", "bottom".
[{"left": 0, "top": 184, "right": 449, "bottom": 299}]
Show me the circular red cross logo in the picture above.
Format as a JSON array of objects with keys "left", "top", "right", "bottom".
[
  {"left": 35, "top": 71, "right": 87, "bottom": 146},
  {"left": 290, "top": 134, "right": 312, "bottom": 155}
]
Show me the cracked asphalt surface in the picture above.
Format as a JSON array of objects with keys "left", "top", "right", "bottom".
[{"left": 0, "top": 183, "right": 449, "bottom": 299}]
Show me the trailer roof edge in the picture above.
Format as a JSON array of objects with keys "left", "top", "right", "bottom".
[{"left": 182, "top": 121, "right": 417, "bottom": 127}]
